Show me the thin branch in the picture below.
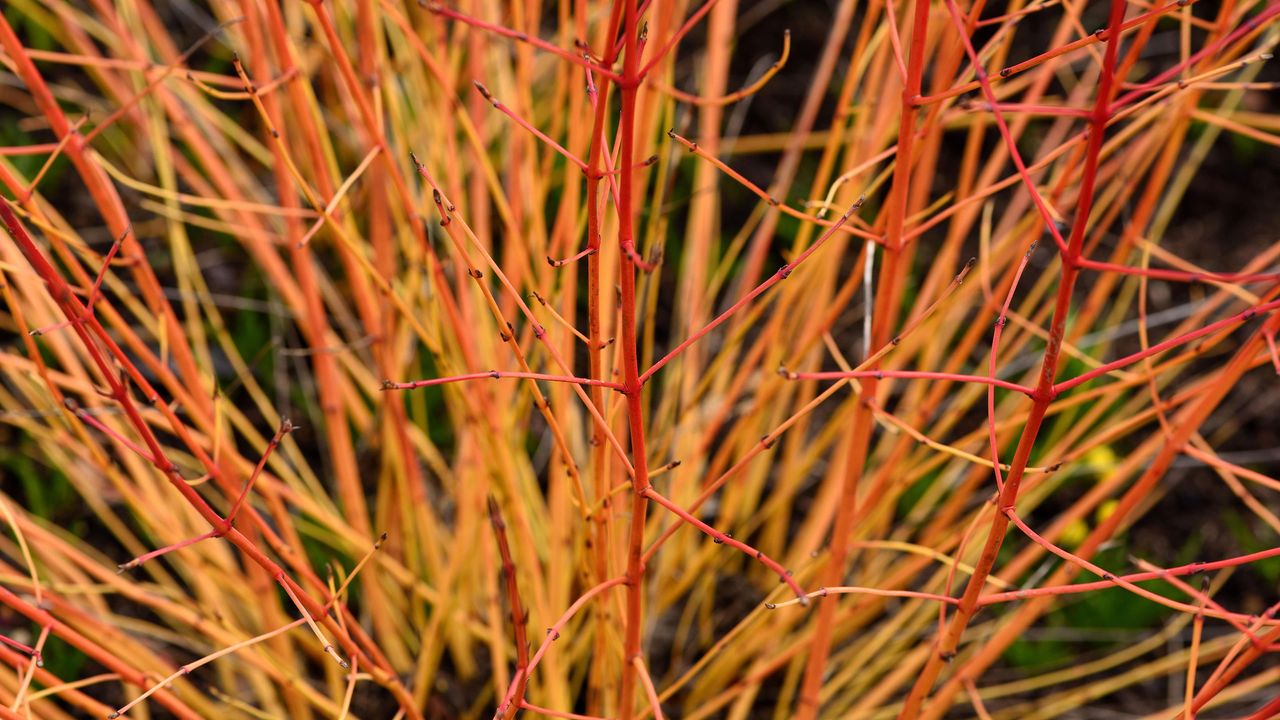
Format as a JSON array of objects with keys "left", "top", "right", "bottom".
[{"left": 383, "top": 371, "right": 624, "bottom": 392}]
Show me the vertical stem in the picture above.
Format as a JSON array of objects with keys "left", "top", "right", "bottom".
[
  {"left": 585, "top": 117, "right": 616, "bottom": 717},
  {"left": 899, "top": 0, "right": 1129, "bottom": 715},
  {"left": 585, "top": 2, "right": 628, "bottom": 712},
  {"left": 615, "top": 1, "right": 651, "bottom": 717},
  {"left": 794, "top": 0, "right": 930, "bottom": 714}
]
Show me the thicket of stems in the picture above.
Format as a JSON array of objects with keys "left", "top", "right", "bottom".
[{"left": 1, "top": 0, "right": 1279, "bottom": 717}]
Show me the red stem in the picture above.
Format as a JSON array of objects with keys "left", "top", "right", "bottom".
[
  {"left": 977, "top": 544, "right": 1280, "bottom": 606},
  {"left": 1053, "top": 298, "right": 1280, "bottom": 395},
  {"left": 384, "top": 371, "right": 625, "bottom": 391},
  {"left": 640, "top": 200, "right": 862, "bottom": 383},
  {"left": 899, "top": 0, "right": 1130, "bottom": 714},
  {"left": 1077, "top": 257, "right": 1280, "bottom": 284},
  {"left": 1006, "top": 511, "right": 1266, "bottom": 629},
  {"left": 637, "top": 0, "right": 720, "bottom": 77},
  {"left": 425, "top": 3, "right": 623, "bottom": 82},
  {"left": 473, "top": 81, "right": 590, "bottom": 171},
  {"left": 224, "top": 419, "right": 293, "bottom": 529},
  {"left": 641, "top": 486, "right": 808, "bottom": 600},
  {"left": 29, "top": 227, "right": 129, "bottom": 336},
  {"left": 117, "top": 531, "right": 217, "bottom": 573},
  {"left": 986, "top": 242, "right": 1040, "bottom": 495},
  {"left": 1241, "top": 694, "right": 1280, "bottom": 720},
  {"left": 970, "top": 102, "right": 1092, "bottom": 117},
  {"left": 795, "top": 0, "right": 928, "bottom": 708},
  {"left": 72, "top": 406, "right": 157, "bottom": 465},
  {"left": 0, "top": 634, "right": 39, "bottom": 659},
  {"left": 582, "top": 6, "right": 623, "bottom": 713},
  {"left": 519, "top": 702, "right": 608, "bottom": 720},
  {"left": 616, "top": 0, "right": 651, "bottom": 714},
  {"left": 493, "top": 577, "right": 627, "bottom": 716},
  {"left": 488, "top": 497, "right": 529, "bottom": 720},
  {"left": 783, "top": 369, "right": 1033, "bottom": 395}
]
